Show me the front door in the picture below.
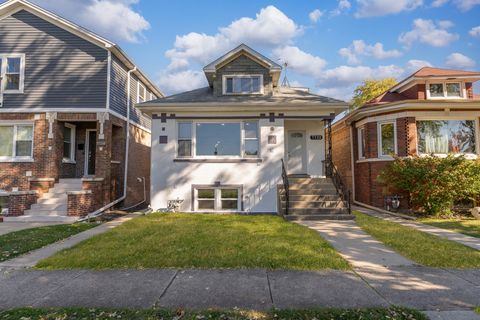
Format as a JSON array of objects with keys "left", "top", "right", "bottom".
[
  {"left": 287, "top": 131, "right": 307, "bottom": 174},
  {"left": 85, "top": 130, "right": 97, "bottom": 176}
]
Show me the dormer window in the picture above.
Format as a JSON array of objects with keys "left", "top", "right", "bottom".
[
  {"left": 427, "top": 82, "right": 464, "bottom": 99},
  {"left": 223, "top": 75, "right": 263, "bottom": 95}
]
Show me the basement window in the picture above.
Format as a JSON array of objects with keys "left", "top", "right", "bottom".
[{"left": 195, "top": 187, "right": 241, "bottom": 211}]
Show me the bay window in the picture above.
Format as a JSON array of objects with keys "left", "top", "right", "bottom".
[
  {"left": 378, "top": 122, "right": 396, "bottom": 157},
  {"left": 224, "top": 75, "right": 262, "bottom": 94},
  {"left": 195, "top": 187, "right": 240, "bottom": 211},
  {"left": 177, "top": 121, "right": 259, "bottom": 158},
  {"left": 0, "top": 54, "right": 25, "bottom": 93},
  {"left": 417, "top": 120, "right": 476, "bottom": 155},
  {"left": 0, "top": 123, "right": 33, "bottom": 160}
]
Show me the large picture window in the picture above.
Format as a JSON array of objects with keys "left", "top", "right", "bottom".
[
  {"left": 0, "top": 123, "right": 33, "bottom": 160},
  {"left": 177, "top": 121, "right": 259, "bottom": 158},
  {"left": 417, "top": 120, "right": 476, "bottom": 154},
  {"left": 0, "top": 54, "right": 25, "bottom": 93},
  {"left": 195, "top": 187, "right": 240, "bottom": 211}
]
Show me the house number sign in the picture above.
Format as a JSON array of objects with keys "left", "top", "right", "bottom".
[{"left": 310, "top": 135, "right": 323, "bottom": 140}]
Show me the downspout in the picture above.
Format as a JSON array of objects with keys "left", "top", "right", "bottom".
[{"left": 79, "top": 64, "right": 137, "bottom": 222}]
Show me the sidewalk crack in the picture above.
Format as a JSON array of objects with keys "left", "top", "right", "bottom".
[
  {"left": 266, "top": 270, "right": 275, "bottom": 308},
  {"left": 153, "top": 269, "right": 178, "bottom": 308},
  {"left": 352, "top": 269, "right": 392, "bottom": 307}
]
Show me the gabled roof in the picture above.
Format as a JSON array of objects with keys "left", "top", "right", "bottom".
[
  {"left": 203, "top": 44, "right": 282, "bottom": 73},
  {"left": 0, "top": 0, "right": 163, "bottom": 97}
]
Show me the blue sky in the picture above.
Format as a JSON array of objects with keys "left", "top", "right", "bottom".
[{"left": 16, "top": 0, "right": 480, "bottom": 99}]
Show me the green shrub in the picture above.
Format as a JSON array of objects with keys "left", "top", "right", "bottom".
[{"left": 377, "top": 155, "right": 480, "bottom": 216}]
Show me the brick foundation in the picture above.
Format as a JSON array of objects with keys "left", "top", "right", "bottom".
[
  {"left": 1, "top": 191, "right": 38, "bottom": 216},
  {"left": 67, "top": 191, "right": 93, "bottom": 216}
]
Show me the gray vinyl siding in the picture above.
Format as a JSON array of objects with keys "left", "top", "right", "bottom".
[
  {"left": 110, "top": 55, "right": 129, "bottom": 117},
  {"left": 213, "top": 55, "right": 272, "bottom": 97},
  {"left": 0, "top": 10, "right": 108, "bottom": 109},
  {"left": 129, "top": 74, "right": 151, "bottom": 129}
]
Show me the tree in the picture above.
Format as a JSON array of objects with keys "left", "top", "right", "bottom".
[{"left": 351, "top": 78, "right": 398, "bottom": 109}]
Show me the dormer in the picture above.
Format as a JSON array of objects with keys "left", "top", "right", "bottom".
[
  {"left": 203, "top": 44, "right": 282, "bottom": 97},
  {"left": 390, "top": 67, "right": 480, "bottom": 101}
]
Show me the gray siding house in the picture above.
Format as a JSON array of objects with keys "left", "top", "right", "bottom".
[{"left": 0, "top": 0, "right": 162, "bottom": 222}]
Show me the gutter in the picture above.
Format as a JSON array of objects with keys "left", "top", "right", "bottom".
[{"left": 79, "top": 66, "right": 137, "bottom": 222}]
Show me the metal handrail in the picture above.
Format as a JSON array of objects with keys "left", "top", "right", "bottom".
[
  {"left": 280, "top": 159, "right": 290, "bottom": 215},
  {"left": 325, "top": 157, "right": 352, "bottom": 215}
]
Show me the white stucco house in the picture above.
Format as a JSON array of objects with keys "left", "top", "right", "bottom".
[{"left": 137, "top": 44, "right": 350, "bottom": 218}]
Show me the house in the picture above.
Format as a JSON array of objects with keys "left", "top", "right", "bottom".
[
  {"left": 332, "top": 67, "right": 480, "bottom": 211},
  {"left": 137, "top": 44, "right": 352, "bottom": 219},
  {"left": 0, "top": 0, "right": 162, "bottom": 222}
]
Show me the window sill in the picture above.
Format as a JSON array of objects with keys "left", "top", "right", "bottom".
[
  {"left": 356, "top": 157, "right": 396, "bottom": 163},
  {"left": 174, "top": 158, "right": 263, "bottom": 163},
  {"left": 2, "top": 90, "right": 24, "bottom": 94},
  {"left": 0, "top": 158, "right": 34, "bottom": 163},
  {"left": 62, "top": 159, "right": 76, "bottom": 164},
  {"left": 418, "top": 153, "right": 478, "bottom": 159}
]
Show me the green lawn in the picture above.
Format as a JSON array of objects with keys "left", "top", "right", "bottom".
[
  {"left": 354, "top": 212, "right": 480, "bottom": 268},
  {"left": 36, "top": 213, "right": 349, "bottom": 270},
  {"left": 475, "top": 306, "right": 480, "bottom": 314},
  {"left": 0, "top": 307, "right": 427, "bottom": 320},
  {"left": 418, "top": 217, "right": 480, "bottom": 238},
  {"left": 0, "top": 223, "right": 96, "bottom": 262}
]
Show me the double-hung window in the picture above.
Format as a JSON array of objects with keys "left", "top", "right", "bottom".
[
  {"left": 137, "top": 83, "right": 146, "bottom": 103},
  {"left": 224, "top": 75, "right": 262, "bottom": 94},
  {"left": 0, "top": 54, "right": 25, "bottom": 93},
  {"left": 195, "top": 187, "right": 240, "bottom": 211},
  {"left": 358, "top": 127, "right": 366, "bottom": 159},
  {"left": 378, "top": 122, "right": 396, "bottom": 157},
  {"left": 0, "top": 123, "right": 33, "bottom": 161},
  {"left": 417, "top": 120, "right": 477, "bottom": 155},
  {"left": 63, "top": 123, "right": 76, "bottom": 162},
  {"left": 177, "top": 121, "right": 260, "bottom": 158}
]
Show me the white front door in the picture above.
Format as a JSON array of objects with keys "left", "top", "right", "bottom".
[{"left": 287, "top": 130, "right": 307, "bottom": 174}]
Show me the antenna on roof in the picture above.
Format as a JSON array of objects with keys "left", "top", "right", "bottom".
[{"left": 278, "top": 59, "right": 291, "bottom": 88}]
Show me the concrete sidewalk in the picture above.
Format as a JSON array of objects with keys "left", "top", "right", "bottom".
[
  {"left": 0, "top": 213, "right": 138, "bottom": 268},
  {"left": 354, "top": 206, "right": 480, "bottom": 251},
  {"left": 0, "top": 222, "right": 66, "bottom": 236},
  {"left": 0, "top": 267, "right": 478, "bottom": 314}
]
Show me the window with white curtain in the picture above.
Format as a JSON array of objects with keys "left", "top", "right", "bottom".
[
  {"left": 417, "top": 120, "right": 476, "bottom": 154},
  {"left": 0, "top": 124, "right": 33, "bottom": 160}
]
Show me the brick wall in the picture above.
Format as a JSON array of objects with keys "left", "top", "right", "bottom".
[
  {"left": 4, "top": 192, "right": 38, "bottom": 216},
  {"left": 67, "top": 191, "right": 93, "bottom": 216},
  {"left": 331, "top": 123, "right": 353, "bottom": 193},
  {"left": 29, "top": 178, "right": 55, "bottom": 198},
  {"left": 466, "top": 82, "right": 473, "bottom": 99}
]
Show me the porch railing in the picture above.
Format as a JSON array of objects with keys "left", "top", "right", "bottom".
[
  {"left": 280, "top": 159, "right": 290, "bottom": 215},
  {"left": 324, "top": 156, "right": 352, "bottom": 215}
]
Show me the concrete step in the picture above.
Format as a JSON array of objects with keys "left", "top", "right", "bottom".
[
  {"left": 288, "top": 178, "right": 333, "bottom": 186},
  {"left": 58, "top": 178, "right": 82, "bottom": 184},
  {"left": 48, "top": 187, "right": 82, "bottom": 193},
  {"left": 288, "top": 195, "right": 343, "bottom": 202},
  {"left": 37, "top": 196, "right": 68, "bottom": 204},
  {"left": 280, "top": 189, "right": 339, "bottom": 196},
  {"left": 30, "top": 203, "right": 67, "bottom": 211},
  {"left": 3, "top": 215, "right": 77, "bottom": 223},
  {"left": 288, "top": 184, "right": 337, "bottom": 191},
  {"left": 285, "top": 214, "right": 355, "bottom": 221},
  {"left": 283, "top": 201, "right": 347, "bottom": 209},
  {"left": 25, "top": 209, "right": 68, "bottom": 216},
  {"left": 287, "top": 208, "right": 348, "bottom": 215}
]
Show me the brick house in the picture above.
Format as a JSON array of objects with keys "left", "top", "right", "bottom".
[
  {"left": 0, "top": 0, "right": 162, "bottom": 222},
  {"left": 331, "top": 67, "right": 480, "bottom": 211}
]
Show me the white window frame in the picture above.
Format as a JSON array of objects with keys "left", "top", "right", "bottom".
[
  {"left": 0, "top": 53, "right": 25, "bottom": 94},
  {"left": 177, "top": 121, "right": 193, "bottom": 158},
  {"left": 194, "top": 187, "right": 241, "bottom": 212},
  {"left": 62, "top": 123, "right": 76, "bottom": 163},
  {"left": 377, "top": 121, "right": 397, "bottom": 158},
  {"left": 137, "top": 82, "right": 146, "bottom": 103},
  {"left": 0, "top": 121, "right": 34, "bottom": 162},
  {"left": 176, "top": 120, "right": 261, "bottom": 159},
  {"left": 426, "top": 81, "right": 465, "bottom": 100},
  {"left": 415, "top": 117, "right": 480, "bottom": 159},
  {"left": 357, "top": 127, "right": 366, "bottom": 159},
  {"left": 222, "top": 74, "right": 264, "bottom": 95}
]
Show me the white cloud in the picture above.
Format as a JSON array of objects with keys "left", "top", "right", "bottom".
[
  {"left": 165, "top": 6, "right": 302, "bottom": 70},
  {"left": 399, "top": 19, "right": 459, "bottom": 47},
  {"left": 437, "top": 20, "right": 454, "bottom": 29},
  {"left": 157, "top": 70, "right": 207, "bottom": 95},
  {"left": 405, "top": 59, "right": 432, "bottom": 73},
  {"left": 445, "top": 53, "right": 476, "bottom": 68},
  {"left": 316, "top": 65, "right": 404, "bottom": 88},
  {"left": 339, "top": 40, "right": 402, "bottom": 64},
  {"left": 32, "top": 0, "right": 149, "bottom": 43},
  {"left": 470, "top": 26, "right": 480, "bottom": 38},
  {"left": 431, "top": 0, "right": 449, "bottom": 7},
  {"left": 330, "top": 0, "right": 352, "bottom": 16},
  {"left": 455, "top": 0, "right": 480, "bottom": 11},
  {"left": 272, "top": 46, "right": 327, "bottom": 76},
  {"left": 309, "top": 9, "right": 324, "bottom": 23},
  {"left": 355, "top": 0, "right": 423, "bottom": 17}
]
